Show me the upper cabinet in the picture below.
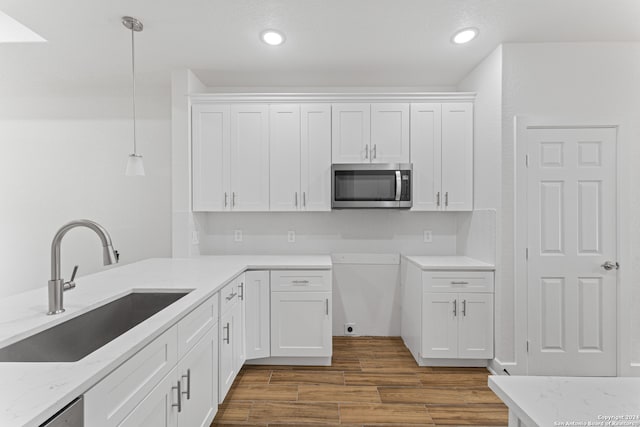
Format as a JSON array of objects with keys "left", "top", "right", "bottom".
[
  {"left": 269, "top": 104, "right": 332, "bottom": 212},
  {"left": 192, "top": 104, "right": 269, "bottom": 212},
  {"left": 411, "top": 102, "right": 473, "bottom": 211},
  {"left": 332, "top": 103, "right": 409, "bottom": 164}
]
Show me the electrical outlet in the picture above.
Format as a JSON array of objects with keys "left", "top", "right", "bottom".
[
  {"left": 423, "top": 230, "right": 433, "bottom": 243},
  {"left": 191, "top": 230, "right": 199, "bottom": 245},
  {"left": 287, "top": 230, "right": 295, "bottom": 243},
  {"left": 234, "top": 230, "right": 243, "bottom": 242},
  {"left": 344, "top": 323, "right": 357, "bottom": 336}
]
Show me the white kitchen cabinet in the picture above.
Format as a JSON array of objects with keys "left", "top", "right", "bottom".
[
  {"left": 191, "top": 104, "right": 230, "bottom": 212},
  {"left": 332, "top": 103, "right": 370, "bottom": 163},
  {"left": 191, "top": 103, "right": 269, "bottom": 212},
  {"left": 245, "top": 271, "right": 270, "bottom": 359},
  {"left": 457, "top": 293, "right": 493, "bottom": 358},
  {"left": 235, "top": 274, "right": 247, "bottom": 371},
  {"left": 218, "top": 274, "right": 245, "bottom": 402},
  {"left": 177, "top": 326, "right": 218, "bottom": 427},
  {"left": 270, "top": 270, "right": 332, "bottom": 358},
  {"left": 370, "top": 103, "right": 410, "bottom": 163},
  {"left": 332, "top": 103, "right": 409, "bottom": 164},
  {"left": 421, "top": 292, "right": 458, "bottom": 358},
  {"left": 117, "top": 366, "right": 178, "bottom": 427},
  {"left": 270, "top": 104, "right": 331, "bottom": 211},
  {"left": 410, "top": 102, "right": 473, "bottom": 211}
]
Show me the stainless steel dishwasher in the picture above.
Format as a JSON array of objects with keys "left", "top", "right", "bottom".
[{"left": 41, "top": 397, "right": 83, "bottom": 427}]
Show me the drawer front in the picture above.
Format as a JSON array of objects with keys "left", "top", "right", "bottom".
[
  {"left": 422, "top": 271, "right": 494, "bottom": 293},
  {"left": 84, "top": 326, "right": 178, "bottom": 427},
  {"left": 220, "top": 278, "right": 240, "bottom": 314},
  {"left": 270, "top": 270, "right": 332, "bottom": 292},
  {"left": 178, "top": 293, "right": 219, "bottom": 359}
]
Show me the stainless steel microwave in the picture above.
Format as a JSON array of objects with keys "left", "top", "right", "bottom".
[{"left": 331, "top": 163, "right": 412, "bottom": 209}]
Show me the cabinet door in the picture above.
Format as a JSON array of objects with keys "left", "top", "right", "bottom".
[
  {"left": 245, "top": 271, "right": 270, "bottom": 360},
  {"left": 421, "top": 292, "right": 458, "bottom": 358},
  {"left": 177, "top": 326, "right": 218, "bottom": 427},
  {"left": 218, "top": 308, "right": 237, "bottom": 403},
  {"left": 117, "top": 367, "right": 178, "bottom": 427},
  {"left": 370, "top": 103, "right": 410, "bottom": 163},
  {"left": 441, "top": 103, "right": 473, "bottom": 211},
  {"left": 235, "top": 276, "right": 247, "bottom": 371},
  {"left": 458, "top": 293, "right": 494, "bottom": 359},
  {"left": 331, "top": 103, "right": 371, "bottom": 163},
  {"left": 410, "top": 103, "right": 442, "bottom": 211},
  {"left": 301, "top": 104, "right": 331, "bottom": 211},
  {"left": 192, "top": 104, "right": 230, "bottom": 212},
  {"left": 270, "top": 104, "right": 301, "bottom": 211},
  {"left": 271, "top": 291, "right": 332, "bottom": 357},
  {"left": 230, "top": 104, "right": 270, "bottom": 211}
]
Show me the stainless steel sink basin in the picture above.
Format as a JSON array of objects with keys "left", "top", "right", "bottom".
[{"left": 0, "top": 291, "right": 189, "bottom": 363}]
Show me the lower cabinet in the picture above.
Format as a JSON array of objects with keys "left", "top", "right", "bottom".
[
  {"left": 245, "top": 271, "right": 270, "bottom": 359},
  {"left": 118, "top": 366, "right": 179, "bottom": 427},
  {"left": 270, "top": 270, "right": 332, "bottom": 358},
  {"left": 218, "top": 274, "right": 245, "bottom": 403}
]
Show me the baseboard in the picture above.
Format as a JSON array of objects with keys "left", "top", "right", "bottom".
[
  {"left": 245, "top": 356, "right": 332, "bottom": 366},
  {"left": 417, "top": 358, "right": 488, "bottom": 367},
  {"left": 490, "top": 358, "right": 522, "bottom": 375}
]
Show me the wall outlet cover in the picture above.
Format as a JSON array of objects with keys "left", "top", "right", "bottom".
[
  {"left": 191, "top": 230, "right": 199, "bottom": 245},
  {"left": 234, "top": 230, "right": 243, "bottom": 242},
  {"left": 423, "top": 230, "right": 433, "bottom": 243},
  {"left": 344, "top": 323, "right": 357, "bottom": 336},
  {"left": 287, "top": 230, "right": 295, "bottom": 243}
]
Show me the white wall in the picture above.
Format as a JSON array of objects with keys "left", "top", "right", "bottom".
[
  {"left": 500, "top": 43, "right": 640, "bottom": 376},
  {"left": 0, "top": 94, "right": 172, "bottom": 298}
]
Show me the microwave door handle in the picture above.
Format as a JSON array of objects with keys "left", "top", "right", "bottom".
[{"left": 395, "top": 170, "right": 402, "bottom": 201}]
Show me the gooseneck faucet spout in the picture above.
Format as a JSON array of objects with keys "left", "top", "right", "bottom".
[{"left": 48, "top": 220, "right": 119, "bottom": 315}]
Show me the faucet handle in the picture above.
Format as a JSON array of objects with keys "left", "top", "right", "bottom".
[{"left": 64, "top": 265, "right": 78, "bottom": 291}]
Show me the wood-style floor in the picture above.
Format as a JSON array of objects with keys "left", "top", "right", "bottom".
[{"left": 211, "top": 337, "right": 508, "bottom": 426}]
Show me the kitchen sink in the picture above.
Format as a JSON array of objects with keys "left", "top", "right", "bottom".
[{"left": 0, "top": 291, "right": 189, "bottom": 363}]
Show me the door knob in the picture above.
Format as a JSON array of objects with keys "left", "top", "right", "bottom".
[{"left": 601, "top": 261, "right": 619, "bottom": 271}]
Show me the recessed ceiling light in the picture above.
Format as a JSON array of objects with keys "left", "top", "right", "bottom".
[
  {"left": 452, "top": 28, "right": 478, "bottom": 44},
  {"left": 260, "top": 29, "right": 285, "bottom": 46}
]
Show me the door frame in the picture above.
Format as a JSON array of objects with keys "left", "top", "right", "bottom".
[{"left": 513, "top": 116, "right": 621, "bottom": 375}]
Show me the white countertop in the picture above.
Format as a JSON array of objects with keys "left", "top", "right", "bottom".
[
  {"left": 489, "top": 375, "right": 640, "bottom": 427},
  {"left": 403, "top": 255, "right": 495, "bottom": 270},
  {"left": 0, "top": 255, "right": 331, "bottom": 427}
]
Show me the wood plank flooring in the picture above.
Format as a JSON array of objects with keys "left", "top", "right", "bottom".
[{"left": 211, "top": 337, "right": 508, "bottom": 426}]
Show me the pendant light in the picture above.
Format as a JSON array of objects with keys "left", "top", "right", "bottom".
[{"left": 122, "top": 16, "right": 145, "bottom": 176}]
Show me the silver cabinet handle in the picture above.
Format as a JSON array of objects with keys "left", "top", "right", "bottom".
[
  {"left": 292, "top": 280, "right": 310, "bottom": 285},
  {"left": 436, "top": 192, "right": 440, "bottom": 207},
  {"left": 232, "top": 192, "right": 236, "bottom": 207},
  {"left": 238, "top": 282, "right": 244, "bottom": 301},
  {"left": 373, "top": 144, "right": 377, "bottom": 159},
  {"left": 450, "top": 281, "right": 469, "bottom": 285},
  {"left": 181, "top": 369, "right": 191, "bottom": 400},
  {"left": 295, "top": 192, "right": 298, "bottom": 207},
  {"left": 601, "top": 261, "right": 619, "bottom": 271},
  {"left": 365, "top": 144, "right": 369, "bottom": 159},
  {"left": 172, "top": 380, "right": 182, "bottom": 412},
  {"left": 445, "top": 192, "right": 449, "bottom": 207},
  {"left": 223, "top": 322, "right": 230, "bottom": 344},
  {"left": 224, "top": 192, "right": 228, "bottom": 207},
  {"left": 462, "top": 300, "right": 467, "bottom": 317},
  {"left": 303, "top": 192, "right": 306, "bottom": 207},
  {"left": 326, "top": 298, "right": 329, "bottom": 315},
  {"left": 453, "top": 299, "right": 457, "bottom": 317}
]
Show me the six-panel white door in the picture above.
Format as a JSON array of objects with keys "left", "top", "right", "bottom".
[
  {"left": 191, "top": 104, "right": 230, "bottom": 211},
  {"left": 230, "top": 104, "right": 270, "bottom": 211},
  {"left": 269, "top": 104, "right": 301, "bottom": 211},
  {"left": 410, "top": 103, "right": 442, "bottom": 211},
  {"left": 441, "top": 103, "right": 473, "bottom": 211},
  {"left": 271, "top": 291, "right": 332, "bottom": 357},
  {"left": 421, "top": 292, "right": 458, "bottom": 358},
  {"left": 301, "top": 104, "right": 332, "bottom": 211},
  {"left": 331, "top": 103, "right": 371, "bottom": 163},
  {"left": 370, "top": 103, "right": 410, "bottom": 163},
  {"left": 245, "top": 271, "right": 271, "bottom": 359},
  {"left": 526, "top": 126, "right": 617, "bottom": 376}
]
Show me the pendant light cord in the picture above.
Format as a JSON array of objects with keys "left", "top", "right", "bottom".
[{"left": 131, "top": 25, "right": 137, "bottom": 155}]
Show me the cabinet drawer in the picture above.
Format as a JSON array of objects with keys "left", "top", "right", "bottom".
[
  {"left": 84, "top": 326, "right": 177, "bottom": 427},
  {"left": 270, "top": 270, "right": 331, "bottom": 292},
  {"left": 422, "top": 271, "right": 494, "bottom": 293},
  {"left": 178, "top": 293, "right": 219, "bottom": 359},
  {"left": 220, "top": 278, "right": 240, "bottom": 314}
]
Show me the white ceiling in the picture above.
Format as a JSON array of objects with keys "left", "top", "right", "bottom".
[{"left": 0, "top": 0, "right": 639, "bottom": 97}]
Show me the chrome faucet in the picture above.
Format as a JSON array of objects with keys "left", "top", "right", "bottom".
[{"left": 48, "top": 220, "right": 119, "bottom": 315}]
